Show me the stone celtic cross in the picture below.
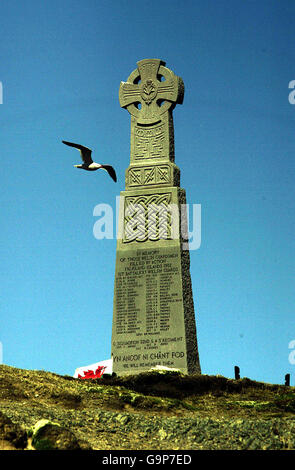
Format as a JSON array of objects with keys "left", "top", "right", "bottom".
[
  {"left": 111, "top": 59, "right": 201, "bottom": 377},
  {"left": 119, "top": 59, "right": 185, "bottom": 188}
]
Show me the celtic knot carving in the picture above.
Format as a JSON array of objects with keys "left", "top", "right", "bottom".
[
  {"left": 127, "top": 165, "right": 171, "bottom": 187},
  {"left": 123, "top": 193, "right": 173, "bottom": 243}
]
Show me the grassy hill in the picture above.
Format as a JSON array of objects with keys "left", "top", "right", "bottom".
[{"left": 0, "top": 364, "right": 294, "bottom": 450}]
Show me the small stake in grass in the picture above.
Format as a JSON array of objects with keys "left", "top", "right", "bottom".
[
  {"left": 234, "top": 366, "right": 240, "bottom": 380},
  {"left": 285, "top": 373, "right": 290, "bottom": 386}
]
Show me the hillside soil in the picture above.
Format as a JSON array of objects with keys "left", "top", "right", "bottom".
[{"left": 0, "top": 364, "right": 295, "bottom": 450}]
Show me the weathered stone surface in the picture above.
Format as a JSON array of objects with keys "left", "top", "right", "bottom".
[
  {"left": 112, "top": 59, "right": 201, "bottom": 376},
  {"left": 30, "top": 418, "right": 81, "bottom": 450}
]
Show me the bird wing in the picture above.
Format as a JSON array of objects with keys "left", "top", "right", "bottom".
[
  {"left": 100, "top": 165, "right": 117, "bottom": 182},
  {"left": 62, "top": 140, "right": 93, "bottom": 165}
]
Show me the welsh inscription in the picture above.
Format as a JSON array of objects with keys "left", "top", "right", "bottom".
[
  {"left": 127, "top": 165, "right": 171, "bottom": 187},
  {"left": 113, "top": 248, "right": 187, "bottom": 372}
]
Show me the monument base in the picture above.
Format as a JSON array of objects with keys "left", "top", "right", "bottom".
[{"left": 111, "top": 187, "right": 201, "bottom": 376}]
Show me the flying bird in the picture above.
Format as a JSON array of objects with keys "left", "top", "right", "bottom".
[{"left": 62, "top": 140, "right": 117, "bottom": 182}]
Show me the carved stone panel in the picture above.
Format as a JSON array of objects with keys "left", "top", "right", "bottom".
[
  {"left": 112, "top": 245, "right": 200, "bottom": 376},
  {"left": 127, "top": 164, "right": 172, "bottom": 188},
  {"left": 123, "top": 192, "right": 173, "bottom": 243},
  {"left": 133, "top": 122, "right": 165, "bottom": 160}
]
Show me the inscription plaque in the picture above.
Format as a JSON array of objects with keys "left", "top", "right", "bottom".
[
  {"left": 112, "top": 59, "right": 201, "bottom": 375},
  {"left": 113, "top": 247, "right": 190, "bottom": 372}
]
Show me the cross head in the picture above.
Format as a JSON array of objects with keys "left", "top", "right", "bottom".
[{"left": 119, "top": 59, "right": 184, "bottom": 125}]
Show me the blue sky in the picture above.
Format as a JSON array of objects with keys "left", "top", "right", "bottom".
[{"left": 1, "top": 0, "right": 295, "bottom": 384}]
